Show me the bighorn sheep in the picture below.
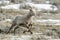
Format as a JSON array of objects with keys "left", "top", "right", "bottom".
[{"left": 7, "top": 8, "right": 36, "bottom": 34}]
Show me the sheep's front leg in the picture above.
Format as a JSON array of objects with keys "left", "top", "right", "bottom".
[
  {"left": 28, "top": 23, "right": 33, "bottom": 34},
  {"left": 28, "top": 29, "right": 33, "bottom": 34},
  {"left": 23, "top": 28, "right": 33, "bottom": 34},
  {"left": 20, "top": 23, "right": 29, "bottom": 29},
  {"left": 23, "top": 23, "right": 33, "bottom": 34},
  {"left": 28, "top": 23, "right": 32, "bottom": 29},
  {"left": 28, "top": 23, "right": 32, "bottom": 26}
]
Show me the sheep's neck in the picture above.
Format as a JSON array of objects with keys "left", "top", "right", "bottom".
[{"left": 26, "top": 13, "right": 32, "bottom": 20}]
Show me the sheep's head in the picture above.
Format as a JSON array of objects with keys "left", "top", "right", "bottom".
[{"left": 29, "top": 8, "right": 36, "bottom": 16}]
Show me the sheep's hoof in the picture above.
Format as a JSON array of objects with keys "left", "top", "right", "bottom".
[
  {"left": 14, "top": 33, "right": 15, "bottom": 35},
  {"left": 0, "top": 29, "right": 3, "bottom": 33},
  {"left": 30, "top": 32, "right": 33, "bottom": 34},
  {"left": 6, "top": 31, "right": 9, "bottom": 34},
  {"left": 23, "top": 30, "right": 33, "bottom": 34},
  {"left": 6, "top": 31, "right": 11, "bottom": 34},
  {"left": 23, "top": 31, "right": 26, "bottom": 33},
  {"left": 28, "top": 30, "right": 33, "bottom": 34}
]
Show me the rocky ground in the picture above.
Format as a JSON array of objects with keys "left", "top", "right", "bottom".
[
  {"left": 0, "top": 9, "right": 60, "bottom": 40},
  {"left": 0, "top": 11, "right": 60, "bottom": 40},
  {"left": 0, "top": 0, "right": 60, "bottom": 40}
]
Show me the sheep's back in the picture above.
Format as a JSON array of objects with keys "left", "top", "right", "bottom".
[{"left": 14, "top": 16, "right": 27, "bottom": 24}]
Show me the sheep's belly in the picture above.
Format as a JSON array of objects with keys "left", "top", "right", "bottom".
[
  {"left": 15, "top": 19, "right": 27, "bottom": 24},
  {"left": 17, "top": 21, "right": 25, "bottom": 24},
  {"left": 14, "top": 16, "right": 30, "bottom": 24}
]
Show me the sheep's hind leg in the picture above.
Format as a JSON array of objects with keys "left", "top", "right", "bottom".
[
  {"left": 14, "top": 25, "right": 19, "bottom": 35},
  {"left": 7, "top": 23, "right": 16, "bottom": 34}
]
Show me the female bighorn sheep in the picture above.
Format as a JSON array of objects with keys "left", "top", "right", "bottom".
[{"left": 7, "top": 8, "right": 36, "bottom": 34}]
